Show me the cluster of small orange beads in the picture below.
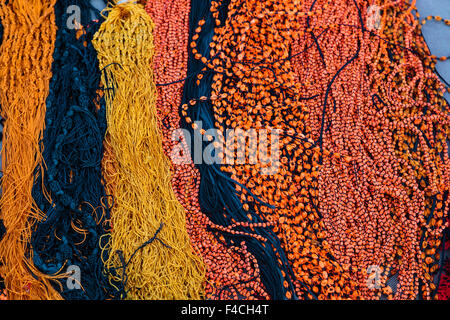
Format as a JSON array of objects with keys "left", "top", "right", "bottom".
[
  {"left": 185, "top": 0, "right": 361, "bottom": 299},
  {"left": 159, "top": 0, "right": 449, "bottom": 299},
  {"left": 145, "top": 0, "right": 269, "bottom": 300},
  {"left": 291, "top": 0, "right": 449, "bottom": 299},
  {"left": 378, "top": 1, "right": 449, "bottom": 299},
  {"left": 416, "top": 6, "right": 450, "bottom": 257},
  {"left": 439, "top": 214, "right": 450, "bottom": 299}
]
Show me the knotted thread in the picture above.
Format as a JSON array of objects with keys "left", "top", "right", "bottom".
[
  {"left": 0, "top": 0, "right": 61, "bottom": 300},
  {"left": 93, "top": 2, "right": 205, "bottom": 300},
  {"left": 30, "top": 0, "right": 120, "bottom": 300}
]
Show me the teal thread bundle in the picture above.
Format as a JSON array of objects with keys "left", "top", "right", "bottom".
[{"left": 30, "top": 0, "right": 120, "bottom": 300}]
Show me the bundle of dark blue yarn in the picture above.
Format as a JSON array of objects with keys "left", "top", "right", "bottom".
[
  {"left": 29, "top": 0, "right": 120, "bottom": 300},
  {"left": 180, "top": 0, "right": 298, "bottom": 300}
]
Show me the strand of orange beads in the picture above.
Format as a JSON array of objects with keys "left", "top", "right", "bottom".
[
  {"left": 180, "top": 0, "right": 304, "bottom": 300},
  {"left": 144, "top": 0, "right": 269, "bottom": 299},
  {"left": 184, "top": 0, "right": 362, "bottom": 299},
  {"left": 292, "top": 0, "right": 397, "bottom": 300},
  {"left": 291, "top": 0, "right": 449, "bottom": 299},
  {"left": 363, "top": 0, "right": 449, "bottom": 299},
  {"left": 420, "top": 14, "right": 450, "bottom": 64},
  {"left": 417, "top": 13, "right": 450, "bottom": 95},
  {"left": 409, "top": 1, "right": 450, "bottom": 300}
]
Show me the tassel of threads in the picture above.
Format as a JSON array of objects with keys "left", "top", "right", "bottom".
[
  {"left": 0, "top": 0, "right": 61, "bottom": 300},
  {"left": 30, "top": 0, "right": 120, "bottom": 299},
  {"left": 93, "top": 2, "right": 205, "bottom": 300}
]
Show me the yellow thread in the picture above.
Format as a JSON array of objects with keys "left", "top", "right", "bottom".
[{"left": 93, "top": 2, "right": 205, "bottom": 300}]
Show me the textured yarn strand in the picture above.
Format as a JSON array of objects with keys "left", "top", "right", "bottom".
[
  {"left": 0, "top": 0, "right": 61, "bottom": 300},
  {"left": 93, "top": 2, "right": 205, "bottom": 300}
]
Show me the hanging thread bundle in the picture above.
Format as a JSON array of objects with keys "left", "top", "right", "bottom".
[
  {"left": 29, "top": 0, "right": 120, "bottom": 300},
  {"left": 0, "top": 0, "right": 61, "bottom": 300},
  {"left": 93, "top": 2, "right": 205, "bottom": 300}
]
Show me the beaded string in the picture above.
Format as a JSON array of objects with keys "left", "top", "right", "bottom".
[
  {"left": 144, "top": 0, "right": 269, "bottom": 299},
  {"left": 366, "top": 0, "right": 449, "bottom": 299},
  {"left": 182, "top": 0, "right": 449, "bottom": 299},
  {"left": 181, "top": 0, "right": 299, "bottom": 300},
  {"left": 414, "top": 3, "right": 450, "bottom": 301},
  {"left": 291, "top": 0, "right": 449, "bottom": 299},
  {"left": 0, "top": 11, "right": 5, "bottom": 301},
  {"left": 187, "top": 0, "right": 361, "bottom": 299},
  {"left": 419, "top": 14, "right": 450, "bottom": 64},
  {"left": 0, "top": 0, "right": 62, "bottom": 300},
  {"left": 93, "top": 2, "right": 205, "bottom": 300},
  {"left": 292, "top": 0, "right": 392, "bottom": 299}
]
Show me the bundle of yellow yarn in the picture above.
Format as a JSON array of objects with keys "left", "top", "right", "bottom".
[{"left": 93, "top": 2, "right": 205, "bottom": 300}]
